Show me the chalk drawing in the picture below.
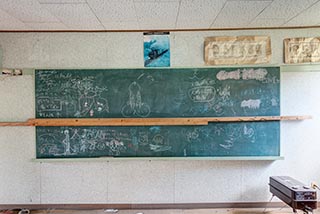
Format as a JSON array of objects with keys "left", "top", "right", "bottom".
[
  {"left": 62, "top": 129, "right": 72, "bottom": 155},
  {"left": 137, "top": 73, "right": 155, "bottom": 82},
  {"left": 243, "top": 125, "right": 255, "bottom": 138},
  {"left": 138, "top": 132, "right": 149, "bottom": 146},
  {"left": 219, "top": 124, "right": 256, "bottom": 150},
  {"left": 241, "top": 99, "right": 261, "bottom": 109},
  {"left": 189, "top": 76, "right": 216, "bottom": 103},
  {"left": 38, "top": 133, "right": 66, "bottom": 156},
  {"left": 76, "top": 80, "right": 109, "bottom": 117},
  {"left": 39, "top": 143, "right": 60, "bottom": 155},
  {"left": 242, "top": 68, "right": 267, "bottom": 81},
  {"left": 37, "top": 97, "right": 62, "bottom": 112},
  {"left": 262, "top": 76, "right": 280, "bottom": 84},
  {"left": 106, "top": 139, "right": 125, "bottom": 155},
  {"left": 149, "top": 134, "right": 171, "bottom": 152},
  {"left": 121, "top": 81, "right": 151, "bottom": 117},
  {"left": 220, "top": 139, "right": 234, "bottom": 150},
  {"left": 216, "top": 68, "right": 268, "bottom": 81},
  {"left": 218, "top": 85, "right": 231, "bottom": 100},
  {"left": 188, "top": 86, "right": 216, "bottom": 102},
  {"left": 216, "top": 69, "right": 241, "bottom": 80},
  {"left": 212, "top": 103, "right": 225, "bottom": 116},
  {"left": 36, "top": 73, "right": 110, "bottom": 118},
  {"left": 185, "top": 128, "right": 201, "bottom": 143},
  {"left": 271, "top": 98, "right": 278, "bottom": 106}
]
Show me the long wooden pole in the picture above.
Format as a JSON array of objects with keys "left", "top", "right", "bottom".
[{"left": 0, "top": 116, "right": 312, "bottom": 127}]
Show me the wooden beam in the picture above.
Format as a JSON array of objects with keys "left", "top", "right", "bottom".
[
  {"left": 28, "top": 118, "right": 209, "bottom": 126},
  {"left": 0, "top": 116, "right": 311, "bottom": 127},
  {"left": 280, "top": 115, "right": 313, "bottom": 120},
  {"left": 0, "top": 121, "right": 30, "bottom": 126}
]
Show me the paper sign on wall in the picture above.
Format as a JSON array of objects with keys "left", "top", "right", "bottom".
[
  {"left": 284, "top": 37, "right": 320, "bottom": 64},
  {"left": 204, "top": 36, "right": 271, "bottom": 65}
]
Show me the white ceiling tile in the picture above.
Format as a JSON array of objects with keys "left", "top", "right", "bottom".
[
  {"left": 38, "top": 0, "right": 86, "bottom": 3},
  {"left": 212, "top": 0, "right": 272, "bottom": 28},
  {"left": 25, "top": 22, "right": 68, "bottom": 30},
  {"left": 256, "top": 0, "right": 318, "bottom": 19},
  {"left": 0, "top": 0, "right": 59, "bottom": 23},
  {"left": 0, "top": 21, "right": 27, "bottom": 30},
  {"left": 134, "top": 0, "right": 179, "bottom": 2},
  {"left": 283, "top": 1, "right": 320, "bottom": 26},
  {"left": 176, "top": 0, "right": 226, "bottom": 28},
  {"left": 40, "top": 3, "right": 104, "bottom": 29},
  {"left": 139, "top": 21, "right": 175, "bottom": 30},
  {"left": 0, "top": 8, "right": 27, "bottom": 30},
  {"left": 87, "top": 0, "right": 137, "bottom": 22},
  {"left": 135, "top": 1, "right": 179, "bottom": 28},
  {"left": 102, "top": 21, "right": 140, "bottom": 30},
  {"left": 250, "top": 18, "right": 286, "bottom": 27},
  {"left": 176, "top": 19, "right": 213, "bottom": 29}
]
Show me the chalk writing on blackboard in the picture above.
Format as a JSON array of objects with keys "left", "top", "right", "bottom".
[
  {"left": 36, "top": 68, "right": 280, "bottom": 118},
  {"left": 216, "top": 68, "right": 268, "bottom": 81},
  {"left": 35, "top": 67, "right": 280, "bottom": 158},
  {"left": 36, "top": 122, "right": 279, "bottom": 158},
  {"left": 121, "top": 81, "right": 151, "bottom": 118}
]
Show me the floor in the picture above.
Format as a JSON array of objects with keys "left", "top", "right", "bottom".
[{"left": 2, "top": 207, "right": 316, "bottom": 214}]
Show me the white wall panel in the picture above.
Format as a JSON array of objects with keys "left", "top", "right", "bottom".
[{"left": 0, "top": 28, "right": 320, "bottom": 204}]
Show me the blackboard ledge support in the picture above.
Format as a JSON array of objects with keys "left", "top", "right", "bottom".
[{"left": 31, "top": 156, "right": 284, "bottom": 162}]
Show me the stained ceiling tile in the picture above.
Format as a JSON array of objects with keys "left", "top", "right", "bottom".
[
  {"left": 176, "top": 0, "right": 226, "bottom": 28},
  {"left": 87, "top": 0, "right": 137, "bottom": 23},
  {"left": 0, "top": 0, "right": 59, "bottom": 23},
  {"left": 283, "top": 1, "right": 320, "bottom": 26},
  {"left": 256, "top": 0, "right": 318, "bottom": 19},
  {"left": 40, "top": 3, "right": 104, "bottom": 29},
  {"left": 134, "top": 1, "right": 179, "bottom": 28},
  {"left": 212, "top": 0, "right": 272, "bottom": 28}
]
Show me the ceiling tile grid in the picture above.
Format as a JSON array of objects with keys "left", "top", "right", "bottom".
[
  {"left": 86, "top": 0, "right": 137, "bottom": 23},
  {"left": 25, "top": 22, "right": 68, "bottom": 30},
  {"left": 39, "top": 3, "right": 104, "bottom": 29},
  {"left": 38, "top": 0, "right": 87, "bottom": 3},
  {"left": 134, "top": 1, "right": 180, "bottom": 29},
  {"left": 176, "top": 0, "right": 226, "bottom": 28},
  {"left": 0, "top": 0, "right": 59, "bottom": 23},
  {"left": 0, "top": 8, "right": 28, "bottom": 30},
  {"left": 255, "top": 0, "right": 319, "bottom": 19},
  {"left": 250, "top": 18, "right": 287, "bottom": 27},
  {"left": 211, "top": 0, "right": 273, "bottom": 28},
  {"left": 0, "top": 0, "right": 318, "bottom": 30},
  {"left": 283, "top": 0, "right": 320, "bottom": 26}
]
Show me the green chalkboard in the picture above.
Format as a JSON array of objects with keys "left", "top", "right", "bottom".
[
  {"left": 35, "top": 67, "right": 280, "bottom": 118},
  {"left": 36, "top": 122, "right": 280, "bottom": 158},
  {"left": 35, "top": 67, "right": 280, "bottom": 158}
]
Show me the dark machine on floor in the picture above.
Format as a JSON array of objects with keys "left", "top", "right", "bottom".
[{"left": 269, "top": 176, "right": 317, "bottom": 213}]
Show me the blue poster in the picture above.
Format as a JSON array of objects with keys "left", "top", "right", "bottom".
[{"left": 144, "top": 32, "right": 170, "bottom": 67}]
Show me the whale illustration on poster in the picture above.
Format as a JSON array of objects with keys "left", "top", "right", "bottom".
[{"left": 144, "top": 32, "right": 170, "bottom": 67}]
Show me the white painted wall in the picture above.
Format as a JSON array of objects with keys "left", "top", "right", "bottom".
[{"left": 0, "top": 29, "right": 320, "bottom": 204}]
